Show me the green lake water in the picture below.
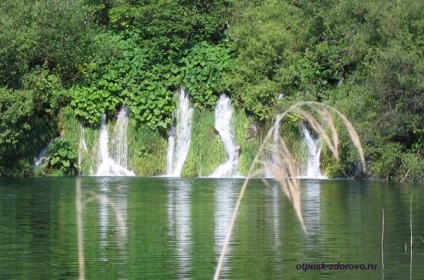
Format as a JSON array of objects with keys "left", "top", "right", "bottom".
[{"left": 0, "top": 177, "right": 423, "bottom": 279}]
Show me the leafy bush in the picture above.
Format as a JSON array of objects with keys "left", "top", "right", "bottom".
[
  {"left": 70, "top": 33, "right": 177, "bottom": 129},
  {"left": 399, "top": 153, "right": 424, "bottom": 182},
  {"left": 47, "top": 138, "right": 78, "bottom": 176},
  {"left": 71, "top": 34, "right": 234, "bottom": 130},
  {"left": 182, "top": 42, "right": 233, "bottom": 108},
  {"left": 0, "top": 88, "right": 34, "bottom": 174}
]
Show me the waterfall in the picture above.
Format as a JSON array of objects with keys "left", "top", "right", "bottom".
[
  {"left": 299, "top": 124, "right": 326, "bottom": 178},
  {"left": 264, "top": 115, "right": 282, "bottom": 177},
  {"left": 34, "top": 135, "right": 62, "bottom": 167},
  {"left": 34, "top": 146, "right": 49, "bottom": 166},
  {"left": 166, "top": 88, "right": 193, "bottom": 177},
  {"left": 210, "top": 94, "right": 240, "bottom": 178},
  {"left": 96, "top": 108, "right": 135, "bottom": 176},
  {"left": 78, "top": 124, "right": 88, "bottom": 175},
  {"left": 111, "top": 107, "right": 131, "bottom": 169}
]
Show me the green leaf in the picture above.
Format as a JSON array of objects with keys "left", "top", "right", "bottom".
[
  {"left": 58, "top": 149, "right": 67, "bottom": 158},
  {"left": 50, "top": 157, "right": 60, "bottom": 166}
]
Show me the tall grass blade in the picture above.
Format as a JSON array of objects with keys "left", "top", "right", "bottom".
[
  {"left": 213, "top": 101, "right": 365, "bottom": 279},
  {"left": 75, "top": 178, "right": 85, "bottom": 280}
]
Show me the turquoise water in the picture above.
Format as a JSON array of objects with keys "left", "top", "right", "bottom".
[{"left": 0, "top": 177, "right": 423, "bottom": 279}]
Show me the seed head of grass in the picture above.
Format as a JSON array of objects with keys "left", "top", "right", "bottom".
[{"left": 214, "top": 101, "right": 365, "bottom": 280}]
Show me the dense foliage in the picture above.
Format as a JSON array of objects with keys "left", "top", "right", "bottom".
[
  {"left": 228, "top": 0, "right": 423, "bottom": 181},
  {"left": 47, "top": 138, "right": 79, "bottom": 176},
  {"left": 0, "top": 0, "right": 422, "bottom": 181}
]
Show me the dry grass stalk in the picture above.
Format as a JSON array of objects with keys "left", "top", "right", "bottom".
[
  {"left": 410, "top": 193, "right": 413, "bottom": 280},
  {"left": 75, "top": 178, "right": 85, "bottom": 280},
  {"left": 263, "top": 138, "right": 305, "bottom": 232},
  {"left": 86, "top": 192, "right": 127, "bottom": 239},
  {"left": 75, "top": 182, "right": 128, "bottom": 280},
  {"left": 214, "top": 101, "right": 365, "bottom": 280},
  {"left": 289, "top": 102, "right": 366, "bottom": 167},
  {"left": 381, "top": 209, "right": 385, "bottom": 279},
  {"left": 293, "top": 108, "right": 339, "bottom": 160}
]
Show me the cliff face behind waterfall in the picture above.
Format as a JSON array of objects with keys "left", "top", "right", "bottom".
[{"left": 0, "top": 0, "right": 423, "bottom": 182}]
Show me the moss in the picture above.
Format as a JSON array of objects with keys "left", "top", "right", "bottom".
[
  {"left": 182, "top": 108, "right": 226, "bottom": 176},
  {"left": 127, "top": 121, "right": 167, "bottom": 176},
  {"left": 233, "top": 109, "right": 261, "bottom": 175},
  {"left": 59, "top": 106, "right": 99, "bottom": 175}
]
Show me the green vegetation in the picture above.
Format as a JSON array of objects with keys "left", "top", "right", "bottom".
[
  {"left": 182, "top": 42, "right": 233, "bottom": 108},
  {"left": 0, "top": 0, "right": 422, "bottom": 181},
  {"left": 183, "top": 109, "right": 227, "bottom": 177},
  {"left": 69, "top": 32, "right": 177, "bottom": 129},
  {"left": 233, "top": 110, "right": 261, "bottom": 174},
  {"left": 228, "top": 0, "right": 423, "bottom": 181},
  {"left": 127, "top": 122, "right": 167, "bottom": 176},
  {"left": 46, "top": 138, "right": 79, "bottom": 176},
  {"left": 59, "top": 107, "right": 99, "bottom": 176}
]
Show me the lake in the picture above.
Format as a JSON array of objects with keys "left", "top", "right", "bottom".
[{"left": 0, "top": 177, "right": 423, "bottom": 279}]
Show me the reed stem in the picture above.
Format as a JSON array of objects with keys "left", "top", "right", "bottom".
[{"left": 76, "top": 178, "right": 85, "bottom": 280}]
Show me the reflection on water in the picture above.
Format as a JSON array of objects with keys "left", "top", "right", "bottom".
[
  {"left": 167, "top": 179, "right": 192, "bottom": 277},
  {"left": 98, "top": 182, "right": 109, "bottom": 250},
  {"left": 270, "top": 184, "right": 282, "bottom": 257},
  {"left": 166, "top": 178, "right": 239, "bottom": 278},
  {"left": 97, "top": 178, "right": 128, "bottom": 254},
  {"left": 303, "top": 180, "right": 321, "bottom": 230},
  {"left": 303, "top": 180, "right": 321, "bottom": 253},
  {"left": 214, "top": 179, "right": 238, "bottom": 276},
  {"left": 0, "top": 178, "right": 423, "bottom": 279}
]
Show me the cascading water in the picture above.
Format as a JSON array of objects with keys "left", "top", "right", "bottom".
[
  {"left": 264, "top": 115, "right": 282, "bottom": 177},
  {"left": 78, "top": 124, "right": 88, "bottom": 175},
  {"left": 166, "top": 88, "right": 193, "bottom": 177},
  {"left": 210, "top": 94, "right": 240, "bottom": 178},
  {"left": 299, "top": 124, "right": 326, "bottom": 178},
  {"left": 34, "top": 146, "right": 49, "bottom": 167},
  {"left": 34, "top": 135, "right": 62, "bottom": 167},
  {"left": 111, "top": 107, "right": 131, "bottom": 169},
  {"left": 96, "top": 108, "right": 135, "bottom": 176}
]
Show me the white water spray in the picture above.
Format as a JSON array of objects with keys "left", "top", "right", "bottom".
[
  {"left": 210, "top": 94, "right": 240, "bottom": 178},
  {"left": 34, "top": 135, "right": 62, "bottom": 167},
  {"left": 34, "top": 146, "right": 49, "bottom": 167},
  {"left": 166, "top": 88, "right": 194, "bottom": 177},
  {"left": 112, "top": 107, "right": 131, "bottom": 169},
  {"left": 78, "top": 124, "right": 88, "bottom": 175},
  {"left": 300, "top": 124, "right": 325, "bottom": 178},
  {"left": 96, "top": 108, "right": 135, "bottom": 176},
  {"left": 264, "top": 115, "right": 282, "bottom": 177}
]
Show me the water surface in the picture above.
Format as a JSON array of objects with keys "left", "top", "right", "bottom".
[{"left": 0, "top": 177, "right": 423, "bottom": 279}]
